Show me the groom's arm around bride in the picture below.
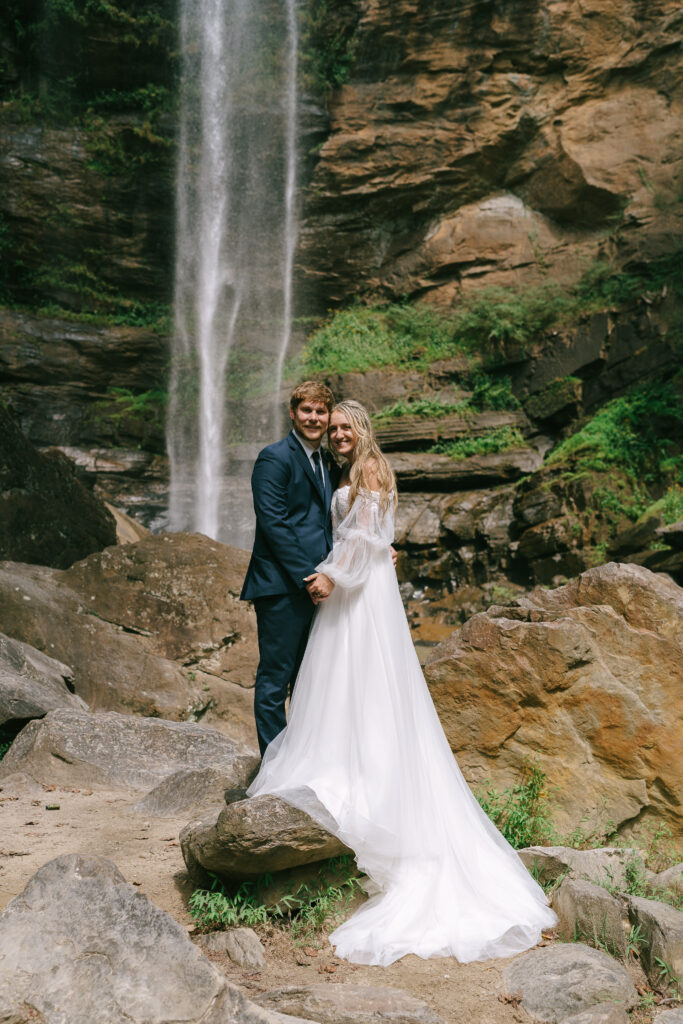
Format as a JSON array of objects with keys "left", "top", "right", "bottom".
[{"left": 240, "top": 381, "right": 339, "bottom": 755}]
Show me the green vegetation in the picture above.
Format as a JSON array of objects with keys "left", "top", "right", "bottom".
[
  {"left": 431, "top": 426, "right": 525, "bottom": 460},
  {"left": 373, "top": 374, "right": 520, "bottom": 424},
  {"left": 189, "top": 854, "right": 363, "bottom": 941},
  {"left": 299, "top": 0, "right": 360, "bottom": 94},
  {"left": 476, "top": 762, "right": 554, "bottom": 849},
  {"left": 300, "top": 252, "right": 683, "bottom": 378}
]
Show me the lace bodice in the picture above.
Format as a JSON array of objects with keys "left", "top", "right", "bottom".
[{"left": 318, "top": 485, "right": 394, "bottom": 590}]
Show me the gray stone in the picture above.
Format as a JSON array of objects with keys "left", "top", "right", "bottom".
[
  {"left": 131, "top": 766, "right": 258, "bottom": 818},
  {"left": 650, "top": 864, "right": 683, "bottom": 896},
  {"left": 181, "top": 794, "right": 350, "bottom": 883},
  {"left": 627, "top": 895, "right": 683, "bottom": 992},
  {"left": 0, "top": 707, "right": 259, "bottom": 799},
  {"left": 0, "top": 632, "right": 85, "bottom": 726},
  {"left": 552, "top": 878, "right": 627, "bottom": 958},
  {"left": 255, "top": 984, "right": 444, "bottom": 1024},
  {"left": 501, "top": 943, "right": 638, "bottom": 1023},
  {"left": 519, "top": 847, "right": 644, "bottom": 890},
  {"left": 655, "top": 1010, "right": 683, "bottom": 1024},
  {"left": 389, "top": 447, "right": 543, "bottom": 491},
  {"left": 0, "top": 853, "right": 316, "bottom": 1024},
  {"left": 561, "top": 1005, "right": 630, "bottom": 1024},
  {"left": 196, "top": 928, "right": 266, "bottom": 969}
]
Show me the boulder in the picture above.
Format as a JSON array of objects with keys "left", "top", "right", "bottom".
[
  {"left": 655, "top": 1011, "right": 683, "bottom": 1024},
  {"left": 425, "top": 564, "right": 683, "bottom": 838},
  {"left": 0, "top": 854, "right": 314, "bottom": 1024},
  {"left": 195, "top": 928, "right": 266, "bottom": 970},
  {"left": 0, "top": 632, "right": 85, "bottom": 726},
  {"left": 501, "top": 943, "right": 638, "bottom": 1023},
  {"left": 0, "top": 708, "right": 259, "bottom": 805},
  {"left": 0, "top": 402, "right": 116, "bottom": 569},
  {"left": 626, "top": 896, "right": 683, "bottom": 992},
  {"left": 0, "top": 534, "right": 258, "bottom": 734},
  {"left": 551, "top": 878, "right": 627, "bottom": 958},
  {"left": 254, "top": 984, "right": 444, "bottom": 1024},
  {"left": 181, "top": 794, "right": 349, "bottom": 883},
  {"left": 518, "top": 847, "right": 644, "bottom": 890},
  {"left": 650, "top": 864, "right": 683, "bottom": 897}
]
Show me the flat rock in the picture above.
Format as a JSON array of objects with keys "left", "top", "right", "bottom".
[
  {"left": 375, "top": 410, "right": 529, "bottom": 452},
  {"left": 551, "top": 878, "right": 626, "bottom": 958},
  {"left": 0, "top": 631, "right": 85, "bottom": 725},
  {"left": 501, "top": 943, "right": 637, "bottom": 1023},
  {"left": 196, "top": 928, "right": 266, "bottom": 969},
  {"left": 0, "top": 854, "right": 314, "bottom": 1024},
  {"left": 254, "top": 984, "right": 444, "bottom": 1024},
  {"left": 518, "top": 847, "right": 643, "bottom": 889},
  {"left": 181, "top": 794, "right": 350, "bottom": 883},
  {"left": 627, "top": 895, "right": 683, "bottom": 992},
  {"left": 389, "top": 447, "right": 542, "bottom": 491},
  {"left": 0, "top": 708, "right": 259, "bottom": 802},
  {"left": 426, "top": 564, "right": 683, "bottom": 839},
  {"left": 561, "top": 1006, "right": 630, "bottom": 1024}
]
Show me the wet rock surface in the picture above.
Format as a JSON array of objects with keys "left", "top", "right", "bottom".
[{"left": 0, "top": 403, "right": 116, "bottom": 569}]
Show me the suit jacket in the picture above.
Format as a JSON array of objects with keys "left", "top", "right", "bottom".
[{"left": 241, "top": 431, "right": 342, "bottom": 601}]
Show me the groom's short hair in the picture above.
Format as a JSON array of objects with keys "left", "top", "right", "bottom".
[{"left": 290, "top": 381, "right": 335, "bottom": 413}]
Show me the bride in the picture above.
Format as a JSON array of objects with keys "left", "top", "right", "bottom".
[{"left": 247, "top": 400, "right": 556, "bottom": 967}]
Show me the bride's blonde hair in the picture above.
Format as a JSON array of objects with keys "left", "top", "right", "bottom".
[{"left": 331, "top": 400, "right": 397, "bottom": 514}]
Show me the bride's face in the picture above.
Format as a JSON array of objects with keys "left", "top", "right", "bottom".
[{"left": 329, "top": 409, "right": 358, "bottom": 460}]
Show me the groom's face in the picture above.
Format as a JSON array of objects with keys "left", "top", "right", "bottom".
[{"left": 290, "top": 401, "right": 330, "bottom": 447}]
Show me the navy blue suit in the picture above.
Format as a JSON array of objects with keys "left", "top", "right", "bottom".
[{"left": 241, "top": 431, "right": 341, "bottom": 754}]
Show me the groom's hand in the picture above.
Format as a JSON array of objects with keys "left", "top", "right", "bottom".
[
  {"left": 304, "top": 572, "right": 335, "bottom": 603},
  {"left": 390, "top": 546, "right": 398, "bottom": 569}
]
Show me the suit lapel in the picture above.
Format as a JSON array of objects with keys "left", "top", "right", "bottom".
[{"left": 288, "top": 432, "right": 324, "bottom": 505}]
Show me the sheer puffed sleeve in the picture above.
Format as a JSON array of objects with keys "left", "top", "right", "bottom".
[{"left": 315, "top": 489, "right": 394, "bottom": 590}]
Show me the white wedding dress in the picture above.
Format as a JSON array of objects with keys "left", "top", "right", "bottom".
[{"left": 247, "top": 486, "right": 556, "bottom": 966}]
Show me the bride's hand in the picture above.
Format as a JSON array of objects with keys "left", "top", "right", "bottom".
[
  {"left": 304, "top": 572, "right": 335, "bottom": 602},
  {"left": 390, "top": 546, "right": 398, "bottom": 569}
]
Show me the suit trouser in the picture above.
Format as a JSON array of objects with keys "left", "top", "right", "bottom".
[{"left": 253, "top": 589, "right": 315, "bottom": 756}]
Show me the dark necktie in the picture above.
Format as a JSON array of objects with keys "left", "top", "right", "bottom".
[{"left": 312, "top": 449, "right": 325, "bottom": 495}]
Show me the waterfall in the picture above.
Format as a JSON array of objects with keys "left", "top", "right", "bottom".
[{"left": 168, "top": 0, "right": 299, "bottom": 547}]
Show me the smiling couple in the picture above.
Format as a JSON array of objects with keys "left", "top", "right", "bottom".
[{"left": 240, "top": 380, "right": 557, "bottom": 968}]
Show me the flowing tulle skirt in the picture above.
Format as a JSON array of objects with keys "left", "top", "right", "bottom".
[{"left": 247, "top": 550, "right": 556, "bottom": 966}]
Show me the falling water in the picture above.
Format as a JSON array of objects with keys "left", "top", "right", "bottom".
[{"left": 168, "top": 0, "right": 298, "bottom": 547}]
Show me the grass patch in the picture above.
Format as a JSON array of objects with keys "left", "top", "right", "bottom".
[
  {"left": 373, "top": 374, "right": 520, "bottom": 424},
  {"left": 189, "top": 855, "right": 363, "bottom": 942},
  {"left": 432, "top": 426, "right": 525, "bottom": 460},
  {"left": 476, "top": 762, "right": 554, "bottom": 849}
]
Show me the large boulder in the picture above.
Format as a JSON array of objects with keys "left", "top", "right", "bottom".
[
  {"left": 425, "top": 563, "right": 683, "bottom": 839},
  {"left": 0, "top": 402, "right": 116, "bottom": 568},
  {"left": 501, "top": 943, "right": 637, "bottom": 1023},
  {"left": 517, "top": 847, "right": 644, "bottom": 890},
  {"left": 626, "top": 896, "right": 683, "bottom": 993},
  {"left": 0, "top": 533, "right": 258, "bottom": 739},
  {"left": 181, "top": 794, "right": 349, "bottom": 884},
  {"left": 0, "top": 632, "right": 84, "bottom": 726},
  {"left": 551, "top": 878, "right": 627, "bottom": 959},
  {"left": 0, "top": 854, "right": 314, "bottom": 1024},
  {"left": 0, "top": 708, "right": 259, "bottom": 814}
]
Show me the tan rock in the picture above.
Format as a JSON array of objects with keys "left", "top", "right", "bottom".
[{"left": 425, "top": 563, "right": 683, "bottom": 840}]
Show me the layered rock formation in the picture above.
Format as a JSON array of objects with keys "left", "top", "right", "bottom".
[{"left": 299, "top": 0, "right": 683, "bottom": 307}]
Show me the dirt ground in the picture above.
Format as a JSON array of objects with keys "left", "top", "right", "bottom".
[
  {"left": 1, "top": 777, "right": 544, "bottom": 1024},
  {"left": 1, "top": 776, "right": 662, "bottom": 1024}
]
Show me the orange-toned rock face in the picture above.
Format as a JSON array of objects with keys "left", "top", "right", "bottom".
[
  {"left": 300, "top": 0, "right": 682, "bottom": 305},
  {"left": 424, "top": 563, "right": 683, "bottom": 843}
]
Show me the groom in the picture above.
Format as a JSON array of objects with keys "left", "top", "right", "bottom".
[{"left": 241, "top": 381, "right": 340, "bottom": 755}]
